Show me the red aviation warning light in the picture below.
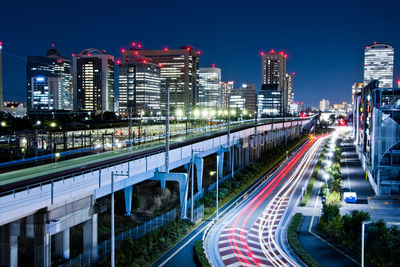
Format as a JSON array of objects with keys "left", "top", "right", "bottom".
[
  {"left": 137, "top": 44, "right": 142, "bottom": 48},
  {"left": 164, "top": 47, "right": 168, "bottom": 51},
  {"left": 142, "top": 59, "right": 147, "bottom": 63},
  {"left": 186, "top": 47, "right": 191, "bottom": 51},
  {"left": 51, "top": 43, "right": 55, "bottom": 48},
  {"left": 279, "top": 51, "right": 284, "bottom": 55},
  {"left": 116, "top": 59, "right": 121, "bottom": 64},
  {"left": 121, "top": 48, "right": 126, "bottom": 53},
  {"left": 260, "top": 51, "right": 264, "bottom": 56},
  {"left": 131, "top": 42, "right": 136, "bottom": 47},
  {"left": 212, "top": 63, "right": 215, "bottom": 68},
  {"left": 196, "top": 50, "right": 201, "bottom": 55}
]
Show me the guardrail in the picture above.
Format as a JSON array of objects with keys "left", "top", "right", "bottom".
[{"left": 0, "top": 117, "right": 311, "bottom": 199}]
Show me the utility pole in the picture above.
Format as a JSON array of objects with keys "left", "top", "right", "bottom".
[
  {"left": 190, "top": 149, "right": 194, "bottom": 222},
  {"left": 216, "top": 153, "right": 219, "bottom": 221},
  {"left": 165, "top": 81, "right": 170, "bottom": 173},
  {"left": 129, "top": 107, "right": 132, "bottom": 150},
  {"left": 111, "top": 172, "right": 115, "bottom": 267},
  {"left": 111, "top": 171, "right": 129, "bottom": 267}
]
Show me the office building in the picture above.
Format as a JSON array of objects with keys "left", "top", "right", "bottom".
[
  {"left": 319, "top": 99, "right": 330, "bottom": 111},
  {"left": 243, "top": 83, "right": 257, "bottom": 114},
  {"left": 257, "top": 88, "right": 282, "bottom": 117},
  {"left": 261, "top": 49, "right": 287, "bottom": 114},
  {"left": 354, "top": 81, "right": 400, "bottom": 195},
  {"left": 124, "top": 46, "right": 199, "bottom": 113},
  {"left": 221, "top": 81, "right": 234, "bottom": 108},
  {"left": 73, "top": 48, "right": 115, "bottom": 112},
  {"left": 286, "top": 73, "right": 294, "bottom": 107},
  {"left": 364, "top": 43, "right": 394, "bottom": 88},
  {"left": 199, "top": 67, "right": 221, "bottom": 108},
  {"left": 26, "top": 46, "right": 72, "bottom": 112},
  {"left": 118, "top": 56, "right": 161, "bottom": 117},
  {"left": 230, "top": 86, "right": 246, "bottom": 110}
]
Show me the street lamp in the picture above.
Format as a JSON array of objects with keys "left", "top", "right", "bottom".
[{"left": 361, "top": 220, "right": 372, "bottom": 267}]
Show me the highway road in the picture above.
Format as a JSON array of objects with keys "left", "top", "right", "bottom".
[{"left": 204, "top": 135, "right": 326, "bottom": 267}]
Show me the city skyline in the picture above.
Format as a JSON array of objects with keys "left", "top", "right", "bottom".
[{"left": 0, "top": 0, "right": 399, "bottom": 107}]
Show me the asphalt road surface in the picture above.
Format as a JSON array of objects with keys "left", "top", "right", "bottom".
[{"left": 204, "top": 136, "right": 325, "bottom": 267}]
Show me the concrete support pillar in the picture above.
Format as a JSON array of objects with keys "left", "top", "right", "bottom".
[
  {"left": 244, "top": 147, "right": 249, "bottom": 165},
  {"left": 26, "top": 215, "right": 35, "bottom": 238},
  {"left": 194, "top": 157, "right": 204, "bottom": 192},
  {"left": 217, "top": 152, "right": 224, "bottom": 178},
  {"left": 238, "top": 146, "right": 242, "bottom": 168},
  {"left": 55, "top": 229, "right": 70, "bottom": 260},
  {"left": 124, "top": 186, "right": 133, "bottom": 216},
  {"left": 153, "top": 172, "right": 189, "bottom": 219},
  {"left": 225, "top": 149, "right": 231, "bottom": 173},
  {"left": 34, "top": 213, "right": 51, "bottom": 267},
  {"left": 83, "top": 214, "right": 98, "bottom": 261},
  {"left": 0, "top": 222, "right": 19, "bottom": 267}
]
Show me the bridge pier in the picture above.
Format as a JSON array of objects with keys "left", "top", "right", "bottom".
[
  {"left": 124, "top": 186, "right": 134, "bottom": 216},
  {"left": 0, "top": 221, "right": 19, "bottom": 267},
  {"left": 83, "top": 213, "right": 98, "bottom": 261},
  {"left": 153, "top": 172, "right": 189, "bottom": 219},
  {"left": 194, "top": 157, "right": 204, "bottom": 191},
  {"left": 34, "top": 212, "right": 51, "bottom": 267},
  {"left": 55, "top": 229, "right": 70, "bottom": 260}
]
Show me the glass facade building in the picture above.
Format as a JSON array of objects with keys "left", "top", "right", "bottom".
[
  {"left": 125, "top": 47, "right": 199, "bottom": 114},
  {"left": 261, "top": 50, "right": 288, "bottom": 114},
  {"left": 26, "top": 48, "right": 72, "bottom": 112},
  {"left": 199, "top": 67, "right": 221, "bottom": 108},
  {"left": 221, "top": 81, "right": 234, "bottom": 108},
  {"left": 257, "top": 85, "right": 283, "bottom": 117},
  {"left": 73, "top": 49, "right": 115, "bottom": 112},
  {"left": 354, "top": 81, "right": 400, "bottom": 195},
  {"left": 118, "top": 59, "right": 161, "bottom": 117},
  {"left": 364, "top": 43, "right": 394, "bottom": 88}
]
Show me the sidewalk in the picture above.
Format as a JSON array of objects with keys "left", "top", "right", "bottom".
[
  {"left": 294, "top": 139, "right": 359, "bottom": 267},
  {"left": 340, "top": 140, "right": 400, "bottom": 222}
]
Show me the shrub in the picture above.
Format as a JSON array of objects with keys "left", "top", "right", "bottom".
[
  {"left": 288, "top": 213, "right": 323, "bottom": 267},
  {"left": 193, "top": 240, "right": 211, "bottom": 267}
]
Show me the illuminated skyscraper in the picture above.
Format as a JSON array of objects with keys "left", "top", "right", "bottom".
[
  {"left": 364, "top": 43, "right": 394, "bottom": 88},
  {"left": 199, "top": 67, "right": 221, "bottom": 108},
  {"left": 261, "top": 50, "right": 288, "bottom": 115},
  {"left": 286, "top": 73, "right": 294, "bottom": 106},
  {"left": 73, "top": 49, "right": 115, "bottom": 112},
  {"left": 221, "top": 81, "right": 234, "bottom": 108},
  {"left": 118, "top": 56, "right": 161, "bottom": 117},
  {"left": 26, "top": 46, "right": 72, "bottom": 112},
  {"left": 124, "top": 46, "right": 199, "bottom": 113}
]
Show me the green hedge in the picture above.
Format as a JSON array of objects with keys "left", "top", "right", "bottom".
[
  {"left": 288, "top": 213, "right": 323, "bottom": 267},
  {"left": 300, "top": 142, "right": 327, "bottom": 206},
  {"left": 193, "top": 240, "right": 211, "bottom": 267}
]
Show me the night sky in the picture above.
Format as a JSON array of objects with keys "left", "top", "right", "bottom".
[{"left": 0, "top": 0, "right": 399, "bottom": 107}]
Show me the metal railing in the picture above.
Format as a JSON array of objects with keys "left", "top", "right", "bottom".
[
  {"left": 61, "top": 209, "right": 177, "bottom": 267},
  {"left": 0, "top": 117, "right": 310, "bottom": 199}
]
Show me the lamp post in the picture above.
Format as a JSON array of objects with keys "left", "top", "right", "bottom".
[
  {"left": 216, "top": 154, "right": 219, "bottom": 221},
  {"left": 361, "top": 220, "right": 372, "bottom": 267},
  {"left": 111, "top": 171, "right": 129, "bottom": 267}
]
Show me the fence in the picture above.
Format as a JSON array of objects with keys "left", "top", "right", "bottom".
[
  {"left": 61, "top": 209, "right": 177, "bottom": 267},
  {"left": 192, "top": 204, "right": 204, "bottom": 222}
]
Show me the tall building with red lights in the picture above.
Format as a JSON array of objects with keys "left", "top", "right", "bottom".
[
  {"left": 199, "top": 67, "right": 221, "bottom": 108},
  {"left": 73, "top": 49, "right": 115, "bottom": 112},
  {"left": 124, "top": 46, "right": 199, "bottom": 114},
  {"left": 259, "top": 50, "right": 288, "bottom": 116}
]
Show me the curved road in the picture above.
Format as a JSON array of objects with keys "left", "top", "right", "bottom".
[{"left": 204, "top": 136, "right": 326, "bottom": 267}]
